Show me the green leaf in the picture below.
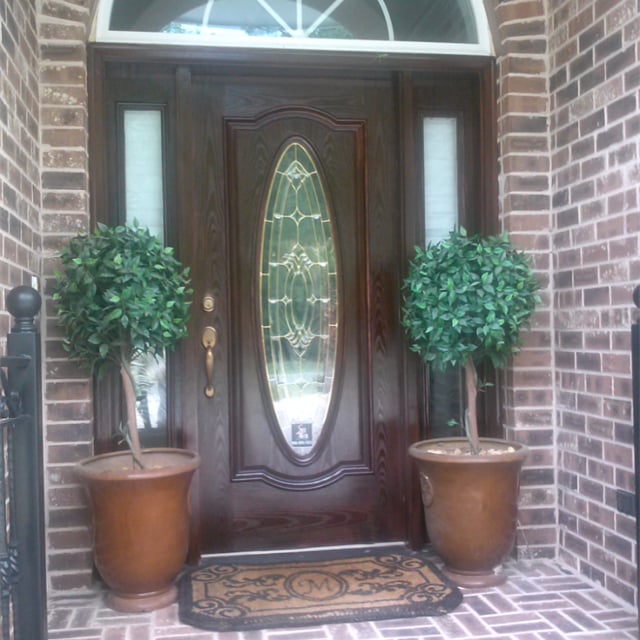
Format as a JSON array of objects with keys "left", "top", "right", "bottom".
[
  {"left": 51, "top": 221, "right": 193, "bottom": 378},
  {"left": 105, "top": 308, "right": 123, "bottom": 321},
  {"left": 400, "top": 226, "right": 540, "bottom": 372}
]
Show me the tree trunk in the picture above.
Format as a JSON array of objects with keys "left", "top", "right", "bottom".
[
  {"left": 120, "top": 365, "right": 145, "bottom": 468},
  {"left": 464, "top": 360, "right": 480, "bottom": 454}
]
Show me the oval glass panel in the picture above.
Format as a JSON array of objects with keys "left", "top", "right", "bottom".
[{"left": 259, "top": 141, "right": 339, "bottom": 458}]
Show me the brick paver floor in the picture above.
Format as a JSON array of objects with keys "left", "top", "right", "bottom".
[{"left": 48, "top": 559, "right": 639, "bottom": 639}]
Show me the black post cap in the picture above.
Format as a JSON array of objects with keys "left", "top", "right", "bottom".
[{"left": 6, "top": 286, "right": 42, "bottom": 333}]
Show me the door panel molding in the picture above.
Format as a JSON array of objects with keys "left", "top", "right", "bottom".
[
  {"left": 231, "top": 462, "right": 373, "bottom": 491},
  {"left": 225, "top": 107, "right": 373, "bottom": 491}
]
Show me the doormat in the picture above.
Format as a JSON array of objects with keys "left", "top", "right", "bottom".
[{"left": 178, "top": 551, "right": 462, "bottom": 631}]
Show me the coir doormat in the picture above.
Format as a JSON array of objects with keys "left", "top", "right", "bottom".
[{"left": 178, "top": 550, "right": 462, "bottom": 631}]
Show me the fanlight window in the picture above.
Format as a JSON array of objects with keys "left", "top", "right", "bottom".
[{"left": 94, "top": 0, "right": 492, "bottom": 56}]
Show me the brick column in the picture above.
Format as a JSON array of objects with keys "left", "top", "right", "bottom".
[
  {"left": 492, "top": 0, "right": 557, "bottom": 560},
  {"left": 39, "top": 0, "right": 95, "bottom": 591}
]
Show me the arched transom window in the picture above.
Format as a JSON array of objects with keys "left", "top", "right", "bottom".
[{"left": 94, "top": 0, "right": 492, "bottom": 55}]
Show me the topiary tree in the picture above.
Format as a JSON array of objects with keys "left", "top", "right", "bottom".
[
  {"left": 401, "top": 227, "right": 540, "bottom": 453},
  {"left": 52, "top": 222, "right": 192, "bottom": 468}
]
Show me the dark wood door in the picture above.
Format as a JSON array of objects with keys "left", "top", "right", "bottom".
[{"left": 184, "top": 69, "right": 407, "bottom": 554}]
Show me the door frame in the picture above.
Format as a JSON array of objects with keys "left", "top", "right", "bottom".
[{"left": 87, "top": 44, "right": 498, "bottom": 552}]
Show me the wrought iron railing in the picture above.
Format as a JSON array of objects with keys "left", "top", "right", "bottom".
[
  {"left": 0, "top": 286, "right": 46, "bottom": 640},
  {"left": 633, "top": 284, "right": 640, "bottom": 618}
]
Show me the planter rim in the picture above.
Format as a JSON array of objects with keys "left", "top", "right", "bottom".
[
  {"left": 75, "top": 447, "right": 201, "bottom": 481},
  {"left": 409, "top": 437, "right": 528, "bottom": 464}
]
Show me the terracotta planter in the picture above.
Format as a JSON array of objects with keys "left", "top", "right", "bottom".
[
  {"left": 409, "top": 437, "right": 528, "bottom": 588},
  {"left": 76, "top": 448, "right": 200, "bottom": 612}
]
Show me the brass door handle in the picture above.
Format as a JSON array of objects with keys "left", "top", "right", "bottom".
[{"left": 202, "top": 326, "right": 217, "bottom": 398}]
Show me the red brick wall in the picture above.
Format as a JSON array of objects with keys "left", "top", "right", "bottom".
[
  {"left": 546, "top": 0, "right": 639, "bottom": 603},
  {"left": 34, "top": 0, "right": 639, "bottom": 606},
  {"left": 0, "top": 0, "right": 41, "bottom": 332},
  {"left": 493, "top": 0, "right": 638, "bottom": 605}
]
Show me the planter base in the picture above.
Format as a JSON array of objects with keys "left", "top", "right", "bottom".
[
  {"left": 442, "top": 566, "right": 506, "bottom": 588},
  {"left": 109, "top": 585, "right": 178, "bottom": 613}
]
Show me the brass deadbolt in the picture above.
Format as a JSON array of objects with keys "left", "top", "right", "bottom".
[{"left": 202, "top": 295, "right": 215, "bottom": 313}]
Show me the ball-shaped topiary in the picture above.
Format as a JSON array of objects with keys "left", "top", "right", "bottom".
[
  {"left": 53, "top": 222, "right": 192, "bottom": 464},
  {"left": 402, "top": 227, "right": 539, "bottom": 451}
]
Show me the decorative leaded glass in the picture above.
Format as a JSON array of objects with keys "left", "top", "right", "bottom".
[{"left": 259, "top": 141, "right": 339, "bottom": 457}]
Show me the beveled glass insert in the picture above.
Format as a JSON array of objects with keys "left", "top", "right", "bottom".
[{"left": 259, "top": 141, "right": 338, "bottom": 457}]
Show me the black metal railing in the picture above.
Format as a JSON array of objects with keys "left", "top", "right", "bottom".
[
  {"left": 0, "top": 286, "right": 46, "bottom": 640},
  {"left": 633, "top": 284, "right": 640, "bottom": 619}
]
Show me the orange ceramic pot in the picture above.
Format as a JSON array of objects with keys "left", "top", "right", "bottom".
[
  {"left": 409, "top": 437, "right": 528, "bottom": 588},
  {"left": 76, "top": 448, "right": 200, "bottom": 612}
]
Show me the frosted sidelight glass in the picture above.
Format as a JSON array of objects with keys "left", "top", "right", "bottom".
[
  {"left": 423, "top": 117, "right": 458, "bottom": 243},
  {"left": 423, "top": 116, "right": 464, "bottom": 438},
  {"left": 123, "top": 108, "right": 167, "bottom": 436},
  {"left": 124, "top": 109, "right": 165, "bottom": 241}
]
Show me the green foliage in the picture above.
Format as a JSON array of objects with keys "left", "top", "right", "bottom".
[
  {"left": 52, "top": 222, "right": 193, "bottom": 378},
  {"left": 401, "top": 227, "right": 540, "bottom": 372}
]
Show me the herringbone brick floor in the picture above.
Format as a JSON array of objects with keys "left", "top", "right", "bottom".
[{"left": 48, "top": 559, "right": 639, "bottom": 640}]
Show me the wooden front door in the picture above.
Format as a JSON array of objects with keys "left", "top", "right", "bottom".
[
  {"left": 91, "top": 51, "right": 495, "bottom": 558},
  {"left": 184, "top": 69, "right": 406, "bottom": 554}
]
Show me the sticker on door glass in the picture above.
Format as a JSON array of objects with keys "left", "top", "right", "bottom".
[{"left": 291, "top": 423, "right": 314, "bottom": 447}]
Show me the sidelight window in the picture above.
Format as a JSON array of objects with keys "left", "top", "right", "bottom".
[
  {"left": 122, "top": 109, "right": 165, "bottom": 240},
  {"left": 121, "top": 106, "right": 168, "bottom": 441},
  {"left": 94, "top": 0, "right": 492, "bottom": 56},
  {"left": 423, "top": 117, "right": 458, "bottom": 243},
  {"left": 422, "top": 115, "right": 465, "bottom": 437}
]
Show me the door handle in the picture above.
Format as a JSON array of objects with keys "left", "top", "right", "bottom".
[{"left": 202, "top": 326, "right": 217, "bottom": 398}]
